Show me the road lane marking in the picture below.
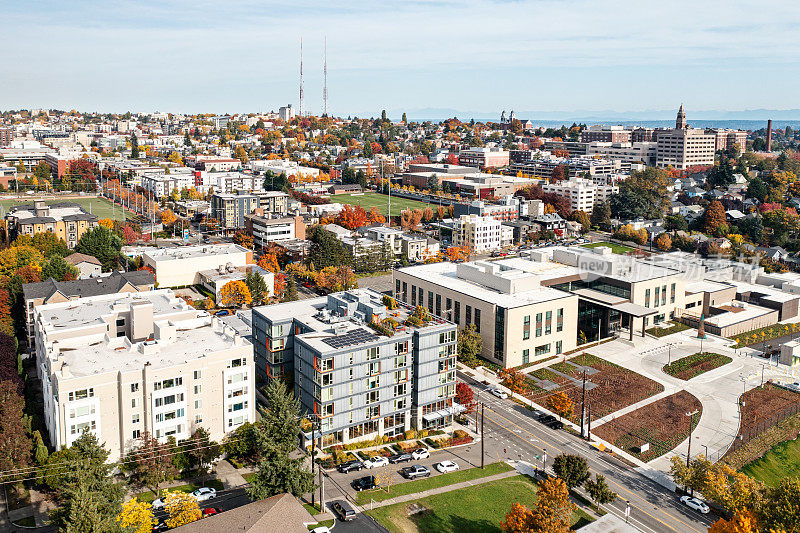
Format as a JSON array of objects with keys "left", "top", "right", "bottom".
[{"left": 482, "top": 407, "right": 703, "bottom": 533}]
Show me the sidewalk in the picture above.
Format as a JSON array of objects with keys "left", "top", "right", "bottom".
[{"left": 214, "top": 460, "right": 250, "bottom": 490}]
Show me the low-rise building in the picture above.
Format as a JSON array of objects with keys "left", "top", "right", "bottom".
[
  {"left": 142, "top": 244, "right": 252, "bottom": 287},
  {"left": 458, "top": 147, "right": 510, "bottom": 169},
  {"left": 199, "top": 264, "right": 274, "bottom": 301},
  {"left": 251, "top": 289, "right": 459, "bottom": 446},
  {"left": 211, "top": 192, "right": 259, "bottom": 228},
  {"left": 34, "top": 289, "right": 255, "bottom": 460},
  {"left": 246, "top": 214, "right": 306, "bottom": 251},
  {"left": 6, "top": 200, "right": 99, "bottom": 249},
  {"left": 64, "top": 253, "right": 102, "bottom": 278},
  {"left": 541, "top": 178, "right": 618, "bottom": 213}
]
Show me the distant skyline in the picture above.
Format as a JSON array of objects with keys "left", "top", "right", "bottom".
[{"left": 3, "top": 1, "right": 800, "bottom": 118}]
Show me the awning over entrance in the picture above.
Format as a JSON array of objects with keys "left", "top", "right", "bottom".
[
  {"left": 422, "top": 402, "right": 467, "bottom": 423},
  {"left": 571, "top": 288, "right": 657, "bottom": 317}
]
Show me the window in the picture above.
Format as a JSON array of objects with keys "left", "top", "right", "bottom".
[
  {"left": 366, "top": 347, "right": 379, "bottom": 361},
  {"left": 645, "top": 288, "right": 650, "bottom": 308},
  {"left": 411, "top": 285, "right": 417, "bottom": 306},
  {"left": 428, "top": 292, "right": 433, "bottom": 312},
  {"left": 271, "top": 324, "right": 284, "bottom": 337},
  {"left": 535, "top": 344, "right": 551, "bottom": 356},
  {"left": 654, "top": 286, "right": 660, "bottom": 307},
  {"left": 557, "top": 308, "right": 563, "bottom": 332},
  {"left": 522, "top": 349, "right": 530, "bottom": 365},
  {"left": 523, "top": 315, "right": 530, "bottom": 340},
  {"left": 466, "top": 305, "right": 472, "bottom": 326},
  {"left": 436, "top": 294, "right": 441, "bottom": 316},
  {"left": 130, "top": 383, "right": 139, "bottom": 393},
  {"left": 556, "top": 340, "right": 562, "bottom": 354},
  {"left": 132, "top": 429, "right": 141, "bottom": 439},
  {"left": 439, "top": 330, "right": 456, "bottom": 344},
  {"left": 396, "top": 279, "right": 401, "bottom": 296},
  {"left": 535, "top": 313, "right": 543, "bottom": 337},
  {"left": 545, "top": 311, "right": 552, "bottom": 335},
  {"left": 116, "top": 318, "right": 125, "bottom": 326},
  {"left": 68, "top": 388, "right": 94, "bottom": 401},
  {"left": 662, "top": 284, "right": 667, "bottom": 306},
  {"left": 194, "top": 400, "right": 202, "bottom": 409},
  {"left": 474, "top": 309, "right": 481, "bottom": 333},
  {"left": 132, "top": 413, "right": 140, "bottom": 424},
  {"left": 194, "top": 385, "right": 202, "bottom": 395},
  {"left": 320, "top": 357, "right": 334, "bottom": 371},
  {"left": 153, "top": 377, "right": 182, "bottom": 391},
  {"left": 230, "top": 358, "right": 246, "bottom": 368},
  {"left": 195, "top": 415, "right": 202, "bottom": 424},
  {"left": 454, "top": 301, "right": 461, "bottom": 324},
  {"left": 131, "top": 398, "right": 138, "bottom": 408},
  {"left": 446, "top": 298, "right": 452, "bottom": 320},
  {"left": 394, "top": 341, "right": 409, "bottom": 355},
  {"left": 670, "top": 283, "right": 676, "bottom": 304}
]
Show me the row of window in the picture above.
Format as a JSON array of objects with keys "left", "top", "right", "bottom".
[
  {"left": 398, "top": 282, "right": 481, "bottom": 332},
  {"left": 520, "top": 341, "right": 563, "bottom": 364},
  {"left": 644, "top": 283, "right": 676, "bottom": 308},
  {"left": 522, "top": 309, "right": 564, "bottom": 339}
]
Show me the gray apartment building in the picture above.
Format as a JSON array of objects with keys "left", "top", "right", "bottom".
[
  {"left": 252, "top": 289, "right": 459, "bottom": 447},
  {"left": 210, "top": 192, "right": 259, "bottom": 228}
]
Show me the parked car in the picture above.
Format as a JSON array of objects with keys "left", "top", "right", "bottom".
[
  {"left": 351, "top": 476, "right": 376, "bottom": 492},
  {"left": 546, "top": 420, "right": 565, "bottom": 430},
  {"left": 411, "top": 448, "right": 430, "bottom": 460},
  {"left": 389, "top": 453, "right": 413, "bottom": 464},
  {"left": 364, "top": 456, "right": 389, "bottom": 469},
  {"left": 488, "top": 387, "right": 508, "bottom": 399},
  {"left": 202, "top": 507, "right": 222, "bottom": 517},
  {"left": 151, "top": 498, "right": 167, "bottom": 510},
  {"left": 312, "top": 527, "right": 331, "bottom": 533},
  {"left": 337, "top": 459, "right": 364, "bottom": 473},
  {"left": 192, "top": 487, "right": 217, "bottom": 502},
  {"left": 538, "top": 414, "right": 557, "bottom": 425},
  {"left": 152, "top": 522, "right": 169, "bottom": 532},
  {"left": 680, "top": 496, "right": 710, "bottom": 514},
  {"left": 214, "top": 310, "right": 230, "bottom": 317},
  {"left": 435, "top": 460, "right": 460, "bottom": 473},
  {"left": 331, "top": 499, "right": 357, "bottom": 521},
  {"left": 400, "top": 465, "right": 431, "bottom": 479}
]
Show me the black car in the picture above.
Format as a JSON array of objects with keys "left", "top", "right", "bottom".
[
  {"left": 337, "top": 459, "right": 364, "bottom": 473},
  {"left": 351, "top": 475, "right": 376, "bottom": 491},
  {"left": 331, "top": 500, "right": 357, "bottom": 521},
  {"left": 388, "top": 453, "right": 413, "bottom": 464},
  {"left": 538, "top": 414, "right": 557, "bottom": 425},
  {"left": 546, "top": 419, "right": 565, "bottom": 430},
  {"left": 400, "top": 465, "right": 431, "bottom": 479}
]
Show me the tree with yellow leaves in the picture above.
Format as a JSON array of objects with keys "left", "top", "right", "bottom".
[
  {"left": 99, "top": 218, "right": 114, "bottom": 229},
  {"left": 529, "top": 477, "right": 575, "bottom": 533},
  {"left": 163, "top": 491, "right": 202, "bottom": 528},
  {"left": 219, "top": 280, "right": 253, "bottom": 308},
  {"left": 160, "top": 209, "right": 177, "bottom": 227},
  {"left": 116, "top": 498, "right": 157, "bottom": 533},
  {"left": 167, "top": 151, "right": 183, "bottom": 165},
  {"left": 501, "top": 502, "right": 534, "bottom": 533}
]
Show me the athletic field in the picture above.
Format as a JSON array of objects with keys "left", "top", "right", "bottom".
[
  {"left": 333, "top": 192, "right": 432, "bottom": 217},
  {"left": 0, "top": 196, "right": 125, "bottom": 220}
]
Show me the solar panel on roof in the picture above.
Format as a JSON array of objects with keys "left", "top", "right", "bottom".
[{"left": 321, "top": 327, "right": 378, "bottom": 348}]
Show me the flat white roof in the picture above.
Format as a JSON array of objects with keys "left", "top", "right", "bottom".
[{"left": 143, "top": 243, "right": 249, "bottom": 262}]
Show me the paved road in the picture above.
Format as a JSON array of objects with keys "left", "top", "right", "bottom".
[
  {"left": 460, "top": 371, "right": 716, "bottom": 533},
  {"left": 324, "top": 501, "right": 388, "bottom": 532}
]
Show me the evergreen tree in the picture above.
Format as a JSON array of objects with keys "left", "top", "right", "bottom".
[
  {"left": 183, "top": 132, "right": 192, "bottom": 147},
  {"left": 308, "top": 226, "right": 351, "bottom": 270},
  {"left": 130, "top": 132, "right": 139, "bottom": 159},
  {"left": 49, "top": 433, "right": 126, "bottom": 533},
  {"left": 282, "top": 275, "right": 299, "bottom": 302},
  {"left": 245, "top": 271, "right": 269, "bottom": 304},
  {"left": 381, "top": 110, "right": 387, "bottom": 122},
  {"left": 585, "top": 474, "right": 617, "bottom": 504},
  {"left": 75, "top": 226, "right": 123, "bottom": 271},
  {"left": 42, "top": 254, "right": 79, "bottom": 281},
  {"left": 247, "top": 381, "right": 315, "bottom": 500}
]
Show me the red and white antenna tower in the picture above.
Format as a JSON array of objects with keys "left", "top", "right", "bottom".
[{"left": 299, "top": 37, "right": 304, "bottom": 118}]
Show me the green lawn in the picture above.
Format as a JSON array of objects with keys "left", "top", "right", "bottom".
[
  {"left": 581, "top": 241, "right": 636, "bottom": 254},
  {"left": 133, "top": 479, "right": 224, "bottom": 503},
  {"left": 662, "top": 352, "right": 732, "bottom": 380},
  {"left": 333, "top": 192, "right": 432, "bottom": 217},
  {"left": 355, "top": 462, "right": 512, "bottom": 505},
  {"left": 0, "top": 196, "right": 126, "bottom": 220},
  {"left": 366, "top": 475, "right": 593, "bottom": 533},
  {"left": 646, "top": 321, "right": 690, "bottom": 338},
  {"left": 307, "top": 519, "right": 335, "bottom": 531},
  {"left": 742, "top": 437, "right": 800, "bottom": 486}
]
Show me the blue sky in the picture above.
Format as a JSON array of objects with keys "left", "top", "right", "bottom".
[{"left": 3, "top": 0, "right": 800, "bottom": 118}]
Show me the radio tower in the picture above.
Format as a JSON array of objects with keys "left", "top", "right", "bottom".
[
  {"left": 323, "top": 37, "right": 328, "bottom": 116},
  {"left": 299, "top": 37, "right": 304, "bottom": 118}
]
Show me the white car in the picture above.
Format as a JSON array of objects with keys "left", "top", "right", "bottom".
[
  {"left": 192, "top": 487, "right": 217, "bottom": 502},
  {"left": 151, "top": 497, "right": 166, "bottom": 510},
  {"left": 435, "top": 460, "right": 460, "bottom": 473},
  {"left": 312, "top": 528, "right": 331, "bottom": 533},
  {"left": 680, "top": 496, "right": 710, "bottom": 514},
  {"left": 411, "top": 448, "right": 430, "bottom": 460},
  {"left": 489, "top": 387, "right": 509, "bottom": 399},
  {"left": 364, "top": 456, "right": 389, "bottom": 469}
]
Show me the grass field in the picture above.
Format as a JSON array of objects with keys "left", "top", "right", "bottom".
[
  {"left": 581, "top": 241, "right": 636, "bottom": 254},
  {"left": 366, "top": 475, "right": 593, "bottom": 533},
  {"left": 742, "top": 436, "right": 800, "bottom": 486},
  {"left": 0, "top": 197, "right": 126, "bottom": 221},
  {"left": 355, "top": 462, "right": 512, "bottom": 505},
  {"left": 333, "top": 192, "right": 432, "bottom": 217}
]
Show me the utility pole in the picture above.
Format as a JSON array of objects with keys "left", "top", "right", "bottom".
[
  {"left": 319, "top": 466, "right": 325, "bottom": 512},
  {"left": 580, "top": 369, "right": 588, "bottom": 438},
  {"left": 310, "top": 418, "right": 317, "bottom": 507},
  {"left": 587, "top": 403, "right": 592, "bottom": 440},
  {"left": 685, "top": 409, "right": 699, "bottom": 494},
  {"left": 480, "top": 401, "right": 485, "bottom": 469}
]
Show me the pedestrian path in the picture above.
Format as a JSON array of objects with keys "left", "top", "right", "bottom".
[{"left": 214, "top": 459, "right": 249, "bottom": 489}]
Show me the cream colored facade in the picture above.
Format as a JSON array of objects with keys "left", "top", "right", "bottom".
[
  {"left": 142, "top": 243, "right": 253, "bottom": 287},
  {"left": 34, "top": 290, "right": 254, "bottom": 460},
  {"left": 6, "top": 200, "right": 99, "bottom": 249},
  {"left": 453, "top": 214, "right": 503, "bottom": 252},
  {"left": 628, "top": 272, "right": 686, "bottom": 332},
  {"left": 393, "top": 261, "right": 578, "bottom": 368}
]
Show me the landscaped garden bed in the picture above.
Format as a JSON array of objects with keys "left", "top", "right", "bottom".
[
  {"left": 592, "top": 390, "right": 702, "bottom": 462},
  {"left": 533, "top": 353, "right": 664, "bottom": 423},
  {"left": 723, "top": 411, "right": 800, "bottom": 470},
  {"left": 726, "top": 383, "right": 800, "bottom": 453},
  {"left": 646, "top": 321, "right": 690, "bottom": 338},
  {"left": 662, "top": 352, "right": 732, "bottom": 380},
  {"left": 732, "top": 322, "right": 800, "bottom": 347}
]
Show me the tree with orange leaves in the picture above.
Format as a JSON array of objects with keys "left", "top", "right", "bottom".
[
  {"left": 707, "top": 508, "right": 758, "bottom": 533},
  {"left": 160, "top": 209, "right": 177, "bottom": 227},
  {"left": 547, "top": 391, "right": 573, "bottom": 420},
  {"left": 257, "top": 253, "right": 280, "bottom": 273},
  {"left": 501, "top": 502, "right": 534, "bottom": 533},
  {"left": 218, "top": 280, "right": 252, "bottom": 308},
  {"left": 529, "top": 477, "right": 575, "bottom": 533},
  {"left": 335, "top": 204, "right": 369, "bottom": 230},
  {"left": 366, "top": 206, "right": 385, "bottom": 225},
  {"left": 499, "top": 369, "right": 526, "bottom": 394},
  {"left": 233, "top": 230, "right": 253, "bottom": 249},
  {"left": 99, "top": 218, "right": 114, "bottom": 229}
]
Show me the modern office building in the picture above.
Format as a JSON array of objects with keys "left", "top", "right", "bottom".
[
  {"left": 211, "top": 192, "right": 259, "bottom": 228},
  {"left": 251, "top": 289, "right": 459, "bottom": 446},
  {"left": 541, "top": 178, "right": 618, "bottom": 213},
  {"left": 5, "top": 200, "right": 99, "bottom": 249},
  {"left": 33, "top": 289, "right": 255, "bottom": 460},
  {"left": 586, "top": 142, "right": 658, "bottom": 166},
  {"left": 580, "top": 125, "right": 632, "bottom": 144},
  {"left": 142, "top": 243, "right": 252, "bottom": 287},
  {"left": 453, "top": 214, "right": 508, "bottom": 252}
]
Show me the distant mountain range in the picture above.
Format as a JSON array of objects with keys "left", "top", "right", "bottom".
[{"left": 377, "top": 107, "right": 800, "bottom": 123}]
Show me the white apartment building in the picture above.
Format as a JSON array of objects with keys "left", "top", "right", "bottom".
[
  {"left": 142, "top": 244, "right": 253, "bottom": 287},
  {"left": 279, "top": 105, "right": 295, "bottom": 122},
  {"left": 586, "top": 142, "right": 658, "bottom": 166},
  {"left": 541, "top": 178, "right": 618, "bottom": 213},
  {"left": 140, "top": 170, "right": 196, "bottom": 198},
  {"left": 453, "top": 214, "right": 503, "bottom": 252},
  {"left": 34, "top": 290, "right": 254, "bottom": 460},
  {"left": 250, "top": 159, "right": 320, "bottom": 179},
  {"left": 201, "top": 172, "right": 265, "bottom": 194},
  {"left": 656, "top": 129, "right": 716, "bottom": 170}
]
